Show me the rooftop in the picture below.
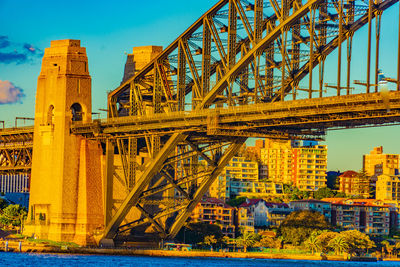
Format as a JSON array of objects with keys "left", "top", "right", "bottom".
[
  {"left": 199, "top": 197, "right": 233, "bottom": 209},
  {"left": 239, "top": 199, "right": 264, "bottom": 208},
  {"left": 340, "top": 170, "right": 358, "bottom": 178},
  {"left": 322, "top": 198, "right": 392, "bottom": 208},
  {"left": 290, "top": 199, "right": 330, "bottom": 204},
  {"left": 239, "top": 199, "right": 289, "bottom": 208}
]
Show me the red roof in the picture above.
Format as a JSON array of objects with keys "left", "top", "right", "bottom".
[
  {"left": 199, "top": 197, "right": 233, "bottom": 209},
  {"left": 239, "top": 199, "right": 289, "bottom": 208},
  {"left": 239, "top": 199, "right": 263, "bottom": 208},
  {"left": 322, "top": 197, "right": 346, "bottom": 203},
  {"left": 290, "top": 199, "right": 330, "bottom": 204},
  {"left": 340, "top": 170, "right": 358, "bottom": 178},
  {"left": 322, "top": 198, "right": 392, "bottom": 208},
  {"left": 265, "top": 202, "right": 289, "bottom": 208}
]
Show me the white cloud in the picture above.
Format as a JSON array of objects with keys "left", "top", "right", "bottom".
[{"left": 0, "top": 80, "right": 25, "bottom": 104}]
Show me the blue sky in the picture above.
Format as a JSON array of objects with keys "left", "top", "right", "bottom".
[{"left": 0, "top": 0, "right": 399, "bottom": 171}]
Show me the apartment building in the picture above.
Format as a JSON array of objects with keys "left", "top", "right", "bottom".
[
  {"left": 191, "top": 198, "right": 236, "bottom": 238},
  {"left": 239, "top": 199, "right": 292, "bottom": 229},
  {"left": 376, "top": 174, "right": 400, "bottom": 201},
  {"left": 260, "top": 139, "right": 293, "bottom": 184},
  {"left": 209, "top": 156, "right": 259, "bottom": 200},
  {"left": 239, "top": 199, "right": 270, "bottom": 227},
  {"left": 246, "top": 139, "right": 266, "bottom": 161},
  {"left": 237, "top": 206, "right": 255, "bottom": 233},
  {"left": 260, "top": 139, "right": 327, "bottom": 191},
  {"left": 292, "top": 143, "right": 327, "bottom": 191},
  {"left": 209, "top": 156, "right": 284, "bottom": 200},
  {"left": 323, "top": 198, "right": 391, "bottom": 235},
  {"left": 339, "top": 170, "right": 370, "bottom": 198},
  {"left": 264, "top": 202, "right": 293, "bottom": 227},
  {"left": 363, "top": 146, "right": 399, "bottom": 177}
]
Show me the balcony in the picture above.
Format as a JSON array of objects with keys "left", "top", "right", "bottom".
[
  {"left": 342, "top": 216, "right": 354, "bottom": 222},
  {"left": 372, "top": 223, "right": 385, "bottom": 228}
]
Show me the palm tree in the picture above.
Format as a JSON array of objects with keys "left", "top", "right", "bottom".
[
  {"left": 203, "top": 235, "right": 217, "bottom": 251},
  {"left": 328, "top": 235, "right": 349, "bottom": 255},
  {"left": 381, "top": 240, "right": 394, "bottom": 258},
  {"left": 394, "top": 240, "right": 400, "bottom": 257},
  {"left": 220, "top": 235, "right": 230, "bottom": 248},
  {"left": 236, "top": 232, "right": 258, "bottom": 252},
  {"left": 304, "top": 234, "right": 320, "bottom": 255},
  {"left": 256, "top": 236, "right": 274, "bottom": 249}
]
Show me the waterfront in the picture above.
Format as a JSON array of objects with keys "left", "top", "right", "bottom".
[{"left": 0, "top": 253, "right": 400, "bottom": 267}]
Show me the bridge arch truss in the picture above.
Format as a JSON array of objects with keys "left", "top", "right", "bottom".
[{"left": 94, "top": 0, "right": 400, "bottom": 243}]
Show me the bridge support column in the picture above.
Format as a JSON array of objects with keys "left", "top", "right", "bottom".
[
  {"left": 74, "top": 139, "right": 103, "bottom": 245},
  {"left": 25, "top": 40, "right": 103, "bottom": 246}
]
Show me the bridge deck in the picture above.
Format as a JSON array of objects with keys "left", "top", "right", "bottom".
[
  {"left": 71, "top": 91, "right": 400, "bottom": 139},
  {"left": 0, "top": 126, "right": 34, "bottom": 137},
  {"left": 0, "top": 126, "right": 34, "bottom": 174}
]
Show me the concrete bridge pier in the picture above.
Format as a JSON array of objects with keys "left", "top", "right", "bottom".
[{"left": 24, "top": 40, "right": 103, "bottom": 246}]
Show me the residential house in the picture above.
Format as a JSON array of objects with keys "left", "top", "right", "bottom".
[
  {"left": 289, "top": 199, "right": 331, "bottom": 223},
  {"left": 191, "top": 197, "right": 236, "bottom": 238}
]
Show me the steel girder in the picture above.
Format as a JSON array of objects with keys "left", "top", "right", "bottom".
[
  {"left": 103, "top": 133, "right": 246, "bottom": 240},
  {"left": 0, "top": 128, "right": 33, "bottom": 174},
  {"left": 73, "top": 91, "right": 400, "bottom": 137},
  {"left": 100, "top": 0, "right": 400, "bottom": 243},
  {"left": 109, "top": 0, "right": 399, "bottom": 113}
]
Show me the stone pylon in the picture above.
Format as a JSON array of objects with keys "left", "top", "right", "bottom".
[{"left": 25, "top": 40, "right": 103, "bottom": 246}]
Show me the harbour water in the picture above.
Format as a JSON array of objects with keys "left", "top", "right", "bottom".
[{"left": 1, "top": 253, "right": 400, "bottom": 267}]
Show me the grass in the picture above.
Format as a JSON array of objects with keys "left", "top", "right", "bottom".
[
  {"left": 260, "top": 248, "right": 310, "bottom": 255},
  {"left": 189, "top": 247, "right": 312, "bottom": 255},
  {"left": 25, "top": 238, "right": 79, "bottom": 248},
  {"left": 0, "top": 231, "right": 79, "bottom": 248},
  {"left": 9, "top": 234, "right": 80, "bottom": 248}
]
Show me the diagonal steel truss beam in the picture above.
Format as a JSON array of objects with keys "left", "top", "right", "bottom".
[
  {"left": 103, "top": 133, "right": 187, "bottom": 239},
  {"left": 98, "top": 0, "right": 400, "bottom": 243}
]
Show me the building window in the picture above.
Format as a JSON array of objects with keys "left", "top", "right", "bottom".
[
  {"left": 47, "top": 105, "right": 55, "bottom": 125},
  {"left": 71, "top": 103, "right": 83, "bottom": 121}
]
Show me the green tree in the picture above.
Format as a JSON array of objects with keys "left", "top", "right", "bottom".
[
  {"left": 219, "top": 235, "right": 231, "bottom": 249},
  {"left": 335, "top": 191, "right": 347, "bottom": 198},
  {"left": 202, "top": 235, "right": 218, "bottom": 250},
  {"left": 338, "top": 230, "right": 375, "bottom": 255},
  {"left": 394, "top": 241, "right": 400, "bottom": 256},
  {"left": 226, "top": 197, "right": 247, "bottom": 207},
  {"left": 283, "top": 184, "right": 293, "bottom": 194},
  {"left": 315, "top": 231, "right": 338, "bottom": 253},
  {"left": 355, "top": 169, "right": 370, "bottom": 198},
  {"left": 0, "top": 204, "right": 26, "bottom": 227},
  {"left": 283, "top": 186, "right": 311, "bottom": 201},
  {"left": 255, "top": 235, "right": 282, "bottom": 249},
  {"left": 175, "top": 222, "right": 223, "bottom": 244},
  {"left": 381, "top": 240, "right": 395, "bottom": 258},
  {"left": 328, "top": 235, "right": 349, "bottom": 255},
  {"left": 326, "top": 171, "right": 341, "bottom": 189},
  {"left": 236, "top": 232, "right": 260, "bottom": 252},
  {"left": 0, "top": 198, "right": 8, "bottom": 210},
  {"left": 304, "top": 232, "right": 320, "bottom": 254},
  {"left": 278, "top": 210, "right": 330, "bottom": 245},
  {"left": 314, "top": 187, "right": 335, "bottom": 200}
]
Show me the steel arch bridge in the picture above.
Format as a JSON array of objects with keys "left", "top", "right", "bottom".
[
  {"left": 93, "top": 0, "right": 400, "bottom": 243},
  {"left": 3, "top": 0, "right": 400, "bottom": 244}
]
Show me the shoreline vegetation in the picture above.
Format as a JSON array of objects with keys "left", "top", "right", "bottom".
[
  {"left": 0, "top": 210, "right": 398, "bottom": 262},
  {"left": 1, "top": 239, "right": 399, "bottom": 262}
]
